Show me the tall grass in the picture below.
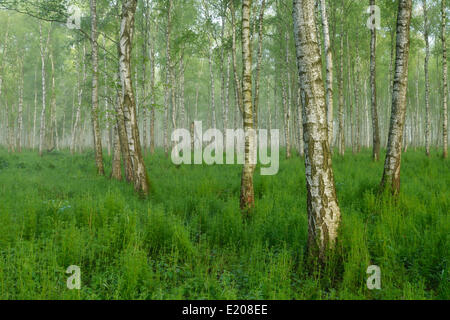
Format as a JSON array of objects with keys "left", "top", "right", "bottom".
[{"left": 0, "top": 147, "right": 447, "bottom": 299}]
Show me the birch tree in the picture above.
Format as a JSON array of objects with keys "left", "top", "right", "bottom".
[
  {"left": 319, "top": 0, "right": 334, "bottom": 148},
  {"left": 369, "top": 0, "right": 381, "bottom": 161},
  {"left": 380, "top": 0, "right": 413, "bottom": 195},
  {"left": 442, "top": 0, "right": 448, "bottom": 159},
  {"left": 90, "top": 0, "right": 105, "bottom": 175},
  {"left": 240, "top": 0, "right": 256, "bottom": 212},
  {"left": 423, "top": 0, "right": 431, "bottom": 157},
  {"left": 118, "top": 0, "right": 150, "bottom": 196},
  {"left": 293, "top": 0, "right": 341, "bottom": 259}
]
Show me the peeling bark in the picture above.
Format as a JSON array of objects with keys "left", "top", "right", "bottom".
[{"left": 293, "top": 0, "right": 341, "bottom": 260}]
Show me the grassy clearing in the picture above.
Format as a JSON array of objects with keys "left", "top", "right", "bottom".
[{"left": 0, "top": 147, "right": 448, "bottom": 299}]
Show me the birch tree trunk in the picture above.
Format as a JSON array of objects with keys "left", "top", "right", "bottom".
[
  {"left": 49, "top": 51, "right": 56, "bottom": 150},
  {"left": 103, "top": 37, "right": 112, "bottom": 156},
  {"left": 293, "top": 0, "right": 341, "bottom": 260},
  {"left": 253, "top": 0, "right": 266, "bottom": 129},
  {"left": 338, "top": 29, "right": 344, "bottom": 156},
  {"left": 208, "top": 40, "right": 217, "bottom": 129},
  {"left": 370, "top": 0, "right": 381, "bottom": 161},
  {"left": 90, "top": 0, "right": 105, "bottom": 175},
  {"left": 71, "top": 44, "right": 85, "bottom": 154},
  {"left": 423, "top": 0, "right": 431, "bottom": 157},
  {"left": 297, "top": 86, "right": 304, "bottom": 157},
  {"left": 17, "top": 57, "right": 23, "bottom": 152},
  {"left": 284, "top": 31, "right": 292, "bottom": 159},
  {"left": 38, "top": 23, "right": 50, "bottom": 156},
  {"left": 33, "top": 68, "right": 37, "bottom": 149},
  {"left": 149, "top": 20, "right": 156, "bottom": 155},
  {"left": 111, "top": 121, "right": 122, "bottom": 180},
  {"left": 239, "top": 0, "right": 256, "bottom": 213},
  {"left": 442, "top": 0, "right": 448, "bottom": 159},
  {"left": 230, "top": 0, "right": 243, "bottom": 114},
  {"left": 142, "top": 0, "right": 149, "bottom": 154},
  {"left": 163, "top": 0, "right": 173, "bottom": 156},
  {"left": 119, "top": 0, "right": 150, "bottom": 196},
  {"left": 320, "top": 0, "right": 334, "bottom": 149},
  {"left": 380, "top": 0, "right": 413, "bottom": 196}
]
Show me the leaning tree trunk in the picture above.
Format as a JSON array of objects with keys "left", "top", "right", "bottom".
[
  {"left": 320, "top": 0, "right": 334, "bottom": 149},
  {"left": 90, "top": 0, "right": 105, "bottom": 175},
  {"left": 442, "top": 0, "right": 448, "bottom": 159},
  {"left": 380, "top": 0, "right": 413, "bottom": 196},
  {"left": 370, "top": 0, "right": 381, "bottom": 161},
  {"left": 239, "top": 0, "right": 256, "bottom": 213},
  {"left": 293, "top": 0, "right": 341, "bottom": 260},
  {"left": 118, "top": 0, "right": 150, "bottom": 196}
]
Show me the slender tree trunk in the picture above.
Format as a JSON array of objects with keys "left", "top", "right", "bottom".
[
  {"left": 163, "top": 0, "right": 172, "bottom": 157},
  {"left": 149, "top": 15, "right": 156, "bottom": 155},
  {"left": 104, "top": 37, "right": 112, "bottom": 156},
  {"left": 355, "top": 33, "right": 361, "bottom": 152},
  {"left": 370, "top": 0, "right": 381, "bottom": 161},
  {"left": 17, "top": 57, "right": 24, "bottom": 152},
  {"left": 111, "top": 121, "right": 122, "bottom": 180},
  {"left": 423, "top": 0, "right": 431, "bottom": 157},
  {"left": 49, "top": 51, "right": 56, "bottom": 150},
  {"left": 38, "top": 23, "right": 50, "bottom": 156},
  {"left": 338, "top": 28, "right": 344, "bottom": 156},
  {"left": 208, "top": 40, "right": 217, "bottom": 129},
  {"left": 71, "top": 44, "right": 85, "bottom": 154},
  {"left": 142, "top": 1, "right": 149, "bottom": 154},
  {"left": 240, "top": 0, "right": 256, "bottom": 213},
  {"left": 282, "top": 72, "right": 291, "bottom": 158},
  {"left": 32, "top": 68, "right": 37, "bottom": 149},
  {"left": 284, "top": 32, "right": 292, "bottom": 159},
  {"left": 293, "top": 0, "right": 341, "bottom": 260},
  {"left": 346, "top": 33, "right": 355, "bottom": 154},
  {"left": 320, "top": 0, "right": 334, "bottom": 149},
  {"left": 364, "top": 78, "right": 370, "bottom": 148},
  {"left": 380, "top": 0, "right": 413, "bottom": 196},
  {"left": 90, "top": 0, "right": 105, "bottom": 174},
  {"left": 224, "top": 54, "right": 231, "bottom": 141},
  {"left": 442, "top": 0, "right": 448, "bottom": 159},
  {"left": 230, "top": 0, "right": 243, "bottom": 114},
  {"left": 253, "top": 0, "right": 266, "bottom": 129}
]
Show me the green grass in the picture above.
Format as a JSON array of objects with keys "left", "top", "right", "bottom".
[{"left": 0, "top": 147, "right": 448, "bottom": 299}]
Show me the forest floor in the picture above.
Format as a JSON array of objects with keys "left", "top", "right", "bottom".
[{"left": 0, "top": 147, "right": 448, "bottom": 299}]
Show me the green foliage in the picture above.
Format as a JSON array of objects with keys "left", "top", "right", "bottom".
[{"left": 0, "top": 148, "right": 447, "bottom": 299}]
